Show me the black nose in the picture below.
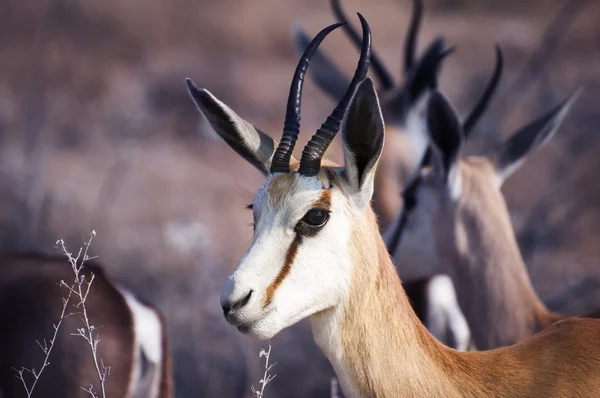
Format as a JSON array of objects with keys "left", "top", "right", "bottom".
[{"left": 222, "top": 290, "right": 253, "bottom": 317}]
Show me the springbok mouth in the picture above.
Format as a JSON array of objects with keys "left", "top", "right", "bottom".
[{"left": 229, "top": 307, "right": 276, "bottom": 333}]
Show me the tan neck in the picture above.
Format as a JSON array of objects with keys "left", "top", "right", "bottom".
[
  {"left": 311, "top": 208, "right": 468, "bottom": 397},
  {"left": 451, "top": 163, "right": 558, "bottom": 349}
]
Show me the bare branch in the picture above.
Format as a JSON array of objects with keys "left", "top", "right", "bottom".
[
  {"left": 251, "top": 341, "right": 277, "bottom": 398},
  {"left": 13, "top": 288, "right": 73, "bottom": 397}
]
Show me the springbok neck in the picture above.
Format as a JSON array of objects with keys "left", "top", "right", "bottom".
[{"left": 385, "top": 88, "right": 580, "bottom": 349}]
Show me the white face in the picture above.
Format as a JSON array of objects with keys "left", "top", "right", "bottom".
[{"left": 220, "top": 171, "right": 355, "bottom": 340}]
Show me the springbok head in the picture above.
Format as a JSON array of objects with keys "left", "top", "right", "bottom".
[
  {"left": 294, "top": 0, "right": 502, "bottom": 229},
  {"left": 385, "top": 88, "right": 580, "bottom": 283},
  {"left": 187, "top": 16, "right": 386, "bottom": 340}
]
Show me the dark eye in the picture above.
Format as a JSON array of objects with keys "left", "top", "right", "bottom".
[{"left": 301, "top": 208, "right": 329, "bottom": 228}]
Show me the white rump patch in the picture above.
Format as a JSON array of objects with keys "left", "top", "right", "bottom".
[
  {"left": 425, "top": 275, "right": 471, "bottom": 351},
  {"left": 119, "top": 287, "right": 164, "bottom": 398}
]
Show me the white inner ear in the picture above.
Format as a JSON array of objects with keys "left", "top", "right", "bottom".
[
  {"left": 404, "top": 95, "right": 429, "bottom": 162},
  {"left": 342, "top": 148, "right": 375, "bottom": 210},
  {"left": 448, "top": 165, "right": 462, "bottom": 201},
  {"left": 204, "top": 90, "right": 261, "bottom": 151},
  {"left": 494, "top": 155, "right": 530, "bottom": 189}
]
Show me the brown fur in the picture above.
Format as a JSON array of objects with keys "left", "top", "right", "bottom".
[
  {"left": 158, "top": 311, "right": 174, "bottom": 398},
  {"left": 0, "top": 253, "right": 173, "bottom": 398},
  {"left": 414, "top": 157, "right": 595, "bottom": 349},
  {"left": 312, "top": 189, "right": 332, "bottom": 210},
  {"left": 337, "top": 205, "right": 600, "bottom": 397}
]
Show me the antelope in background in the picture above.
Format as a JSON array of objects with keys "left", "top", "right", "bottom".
[
  {"left": 188, "top": 16, "right": 600, "bottom": 397},
  {"left": 311, "top": 0, "right": 600, "bottom": 352},
  {"left": 294, "top": 0, "right": 501, "bottom": 230},
  {"left": 383, "top": 83, "right": 593, "bottom": 350},
  {"left": 295, "top": 0, "right": 501, "bottom": 350},
  {"left": 0, "top": 254, "right": 173, "bottom": 398}
]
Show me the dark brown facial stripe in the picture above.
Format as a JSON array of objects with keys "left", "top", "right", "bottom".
[
  {"left": 312, "top": 189, "right": 332, "bottom": 211},
  {"left": 263, "top": 235, "right": 301, "bottom": 308}
]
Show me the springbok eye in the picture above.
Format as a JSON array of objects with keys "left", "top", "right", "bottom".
[{"left": 301, "top": 208, "right": 330, "bottom": 228}]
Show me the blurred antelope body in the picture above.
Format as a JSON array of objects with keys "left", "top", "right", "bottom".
[
  {"left": 384, "top": 75, "right": 586, "bottom": 349},
  {"left": 188, "top": 16, "right": 600, "bottom": 398},
  {"left": 0, "top": 254, "right": 173, "bottom": 398}
]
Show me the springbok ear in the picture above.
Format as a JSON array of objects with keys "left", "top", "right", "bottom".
[
  {"left": 186, "top": 78, "right": 286, "bottom": 175},
  {"left": 492, "top": 89, "right": 580, "bottom": 185},
  {"left": 426, "top": 90, "right": 464, "bottom": 198},
  {"left": 293, "top": 23, "right": 351, "bottom": 102},
  {"left": 341, "top": 77, "right": 385, "bottom": 209}
]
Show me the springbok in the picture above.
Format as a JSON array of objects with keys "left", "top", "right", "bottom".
[
  {"left": 0, "top": 253, "right": 173, "bottom": 398},
  {"left": 295, "top": 0, "right": 501, "bottom": 351},
  {"left": 383, "top": 82, "right": 592, "bottom": 350},
  {"left": 188, "top": 16, "right": 600, "bottom": 397}
]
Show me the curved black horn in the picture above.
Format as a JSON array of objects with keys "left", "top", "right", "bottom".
[
  {"left": 462, "top": 45, "right": 503, "bottom": 136},
  {"left": 270, "top": 22, "right": 345, "bottom": 174},
  {"left": 331, "top": 0, "right": 393, "bottom": 90},
  {"left": 404, "top": 0, "right": 424, "bottom": 73},
  {"left": 298, "top": 13, "right": 372, "bottom": 176},
  {"left": 387, "top": 37, "right": 450, "bottom": 116}
]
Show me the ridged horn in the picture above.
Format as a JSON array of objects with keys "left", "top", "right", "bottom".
[
  {"left": 404, "top": 0, "right": 424, "bottom": 73},
  {"left": 297, "top": 13, "right": 372, "bottom": 176},
  {"left": 270, "top": 22, "right": 346, "bottom": 174},
  {"left": 331, "top": 0, "right": 393, "bottom": 90},
  {"left": 462, "top": 45, "right": 504, "bottom": 136}
]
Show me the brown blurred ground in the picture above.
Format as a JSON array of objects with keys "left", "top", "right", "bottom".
[{"left": 0, "top": 0, "right": 599, "bottom": 396}]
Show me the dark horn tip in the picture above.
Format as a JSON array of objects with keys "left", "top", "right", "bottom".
[
  {"left": 461, "top": 44, "right": 503, "bottom": 135},
  {"left": 442, "top": 46, "right": 457, "bottom": 58},
  {"left": 430, "top": 36, "right": 446, "bottom": 49},
  {"left": 321, "top": 21, "right": 348, "bottom": 38},
  {"left": 356, "top": 13, "right": 371, "bottom": 36},
  {"left": 436, "top": 46, "right": 457, "bottom": 68},
  {"left": 494, "top": 44, "right": 504, "bottom": 70},
  {"left": 494, "top": 44, "right": 502, "bottom": 56}
]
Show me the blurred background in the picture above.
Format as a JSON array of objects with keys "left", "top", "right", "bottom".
[{"left": 0, "top": 0, "right": 599, "bottom": 396}]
